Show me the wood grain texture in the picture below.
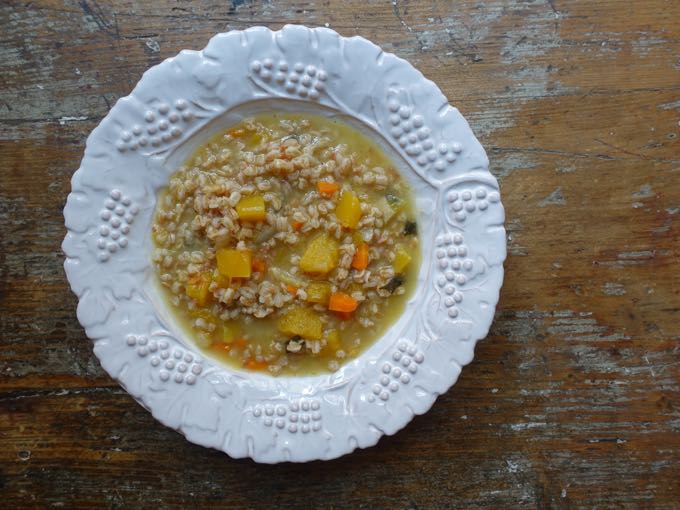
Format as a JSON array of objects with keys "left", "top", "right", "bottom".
[{"left": 1, "top": 0, "right": 679, "bottom": 508}]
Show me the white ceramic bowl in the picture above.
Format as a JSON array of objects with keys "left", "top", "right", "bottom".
[{"left": 62, "top": 25, "right": 506, "bottom": 463}]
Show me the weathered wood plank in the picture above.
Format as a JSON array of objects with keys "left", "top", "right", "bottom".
[{"left": 1, "top": 0, "right": 679, "bottom": 508}]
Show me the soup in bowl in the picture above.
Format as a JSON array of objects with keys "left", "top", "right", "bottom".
[{"left": 152, "top": 113, "right": 420, "bottom": 376}]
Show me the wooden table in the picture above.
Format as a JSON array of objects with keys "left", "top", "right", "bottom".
[{"left": 2, "top": 1, "right": 679, "bottom": 507}]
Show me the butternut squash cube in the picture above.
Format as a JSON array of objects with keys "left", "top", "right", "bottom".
[
  {"left": 236, "top": 194, "right": 266, "bottom": 221},
  {"left": 393, "top": 246, "right": 412, "bottom": 273},
  {"left": 335, "top": 190, "right": 362, "bottom": 229},
  {"left": 186, "top": 272, "right": 212, "bottom": 306},
  {"left": 278, "top": 307, "right": 323, "bottom": 340},
  {"left": 306, "top": 282, "right": 332, "bottom": 305},
  {"left": 299, "top": 234, "right": 339, "bottom": 274},
  {"left": 216, "top": 249, "right": 252, "bottom": 278}
]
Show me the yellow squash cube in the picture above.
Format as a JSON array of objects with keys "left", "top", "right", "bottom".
[
  {"left": 306, "top": 281, "right": 332, "bottom": 304},
  {"left": 216, "top": 249, "right": 252, "bottom": 278},
  {"left": 393, "top": 246, "right": 412, "bottom": 273},
  {"left": 186, "top": 272, "right": 212, "bottom": 306},
  {"left": 335, "top": 190, "right": 362, "bottom": 229},
  {"left": 299, "top": 234, "right": 339, "bottom": 274},
  {"left": 236, "top": 194, "right": 266, "bottom": 221},
  {"left": 278, "top": 307, "right": 323, "bottom": 340}
]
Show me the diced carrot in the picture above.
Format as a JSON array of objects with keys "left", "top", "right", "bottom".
[
  {"left": 351, "top": 243, "right": 369, "bottom": 270},
  {"left": 246, "top": 359, "right": 269, "bottom": 371},
  {"left": 328, "top": 292, "right": 359, "bottom": 313},
  {"left": 234, "top": 338, "right": 248, "bottom": 349},
  {"left": 317, "top": 181, "right": 340, "bottom": 196},
  {"left": 292, "top": 220, "right": 303, "bottom": 231},
  {"left": 335, "top": 311, "right": 353, "bottom": 320},
  {"left": 252, "top": 257, "right": 267, "bottom": 273},
  {"left": 286, "top": 284, "right": 298, "bottom": 295}
]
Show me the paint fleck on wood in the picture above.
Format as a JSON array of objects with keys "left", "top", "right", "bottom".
[{"left": 1, "top": 1, "right": 679, "bottom": 508}]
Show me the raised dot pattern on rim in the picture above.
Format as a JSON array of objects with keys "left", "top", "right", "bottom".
[
  {"left": 446, "top": 187, "right": 501, "bottom": 223},
  {"left": 116, "top": 99, "right": 193, "bottom": 152},
  {"left": 252, "top": 399, "right": 322, "bottom": 434},
  {"left": 126, "top": 334, "right": 203, "bottom": 385},
  {"left": 386, "top": 94, "right": 462, "bottom": 172},
  {"left": 250, "top": 58, "right": 327, "bottom": 100},
  {"left": 435, "top": 230, "right": 473, "bottom": 319},
  {"left": 97, "top": 189, "right": 139, "bottom": 262},
  {"left": 367, "top": 341, "right": 424, "bottom": 403}
]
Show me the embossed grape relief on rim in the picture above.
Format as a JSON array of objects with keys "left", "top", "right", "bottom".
[
  {"left": 116, "top": 99, "right": 195, "bottom": 153},
  {"left": 126, "top": 333, "right": 204, "bottom": 385},
  {"left": 250, "top": 58, "right": 328, "bottom": 100},
  {"left": 386, "top": 88, "right": 463, "bottom": 175},
  {"left": 252, "top": 399, "right": 323, "bottom": 434},
  {"left": 96, "top": 189, "right": 138, "bottom": 263},
  {"left": 367, "top": 341, "right": 424, "bottom": 404}
]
